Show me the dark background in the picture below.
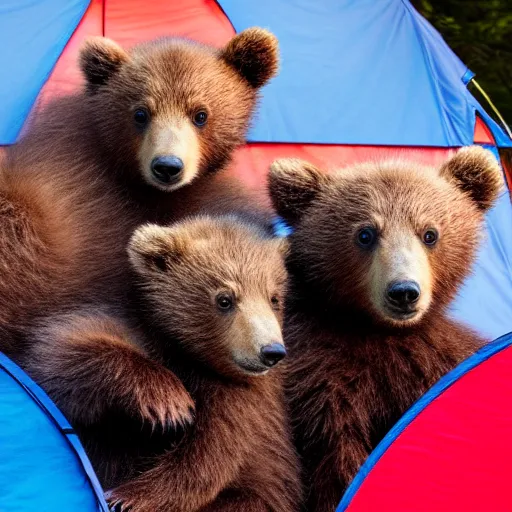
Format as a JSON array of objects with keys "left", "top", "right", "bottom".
[{"left": 411, "top": 0, "right": 512, "bottom": 127}]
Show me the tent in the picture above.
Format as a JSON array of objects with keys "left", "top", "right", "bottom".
[
  {"left": 338, "top": 332, "right": 512, "bottom": 511},
  {"left": 0, "top": 1, "right": 511, "bottom": 509},
  {"left": 0, "top": 353, "right": 108, "bottom": 511}
]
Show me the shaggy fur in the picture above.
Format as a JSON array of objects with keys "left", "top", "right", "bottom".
[
  {"left": 268, "top": 146, "right": 503, "bottom": 511},
  {"left": 0, "top": 30, "right": 277, "bottom": 443},
  {"left": 221, "top": 28, "right": 279, "bottom": 88},
  {"left": 72, "top": 216, "right": 299, "bottom": 511}
]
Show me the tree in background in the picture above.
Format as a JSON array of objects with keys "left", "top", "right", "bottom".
[{"left": 411, "top": 0, "right": 512, "bottom": 127}]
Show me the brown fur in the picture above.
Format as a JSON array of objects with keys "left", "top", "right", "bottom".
[
  {"left": 268, "top": 147, "right": 503, "bottom": 511},
  {"left": 29, "top": 310, "right": 194, "bottom": 430},
  {"left": 221, "top": 28, "right": 279, "bottom": 88},
  {"left": 88, "top": 216, "right": 300, "bottom": 511},
  {"left": 0, "top": 30, "right": 278, "bottom": 440},
  {"left": 146, "top": 168, "right": 275, "bottom": 230}
]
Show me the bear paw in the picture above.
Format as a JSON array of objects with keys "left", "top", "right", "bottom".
[
  {"left": 106, "top": 491, "right": 132, "bottom": 512},
  {"left": 106, "top": 485, "right": 164, "bottom": 512},
  {"left": 126, "top": 363, "right": 195, "bottom": 432}
]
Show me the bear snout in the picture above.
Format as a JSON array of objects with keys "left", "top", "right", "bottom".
[
  {"left": 259, "top": 343, "right": 287, "bottom": 367},
  {"left": 151, "top": 156, "right": 184, "bottom": 184},
  {"left": 385, "top": 280, "right": 420, "bottom": 310}
]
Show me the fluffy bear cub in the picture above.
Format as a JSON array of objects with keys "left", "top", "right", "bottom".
[
  {"left": 92, "top": 215, "right": 300, "bottom": 512},
  {"left": 268, "top": 147, "right": 503, "bottom": 511}
]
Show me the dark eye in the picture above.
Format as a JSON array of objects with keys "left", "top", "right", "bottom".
[
  {"left": 356, "top": 227, "right": 377, "bottom": 248},
  {"left": 134, "top": 108, "right": 149, "bottom": 127},
  {"left": 271, "top": 295, "right": 280, "bottom": 309},
  {"left": 193, "top": 110, "right": 208, "bottom": 127},
  {"left": 216, "top": 294, "right": 234, "bottom": 312},
  {"left": 423, "top": 229, "right": 438, "bottom": 246}
]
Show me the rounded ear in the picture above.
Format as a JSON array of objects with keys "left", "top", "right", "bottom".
[
  {"left": 220, "top": 27, "right": 279, "bottom": 88},
  {"left": 439, "top": 146, "right": 504, "bottom": 212},
  {"left": 79, "top": 37, "right": 129, "bottom": 94},
  {"left": 268, "top": 158, "right": 328, "bottom": 226},
  {"left": 128, "top": 224, "right": 187, "bottom": 273}
]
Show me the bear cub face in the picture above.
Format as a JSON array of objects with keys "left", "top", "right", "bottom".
[
  {"left": 269, "top": 146, "right": 503, "bottom": 327},
  {"left": 80, "top": 29, "right": 279, "bottom": 191},
  {"left": 128, "top": 216, "right": 288, "bottom": 377}
]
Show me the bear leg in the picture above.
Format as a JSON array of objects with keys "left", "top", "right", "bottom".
[{"left": 24, "top": 310, "right": 194, "bottom": 430}]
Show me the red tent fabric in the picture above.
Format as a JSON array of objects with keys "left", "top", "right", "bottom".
[{"left": 338, "top": 334, "right": 512, "bottom": 512}]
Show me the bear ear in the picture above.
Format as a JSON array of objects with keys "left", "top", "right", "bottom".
[
  {"left": 268, "top": 158, "right": 328, "bottom": 226},
  {"left": 128, "top": 224, "right": 187, "bottom": 274},
  {"left": 439, "top": 146, "right": 503, "bottom": 212},
  {"left": 220, "top": 28, "right": 279, "bottom": 88},
  {"left": 79, "top": 37, "right": 129, "bottom": 94}
]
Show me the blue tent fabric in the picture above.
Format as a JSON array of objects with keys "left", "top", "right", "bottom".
[
  {"left": 0, "top": 352, "right": 109, "bottom": 511},
  {"left": 0, "top": 0, "right": 90, "bottom": 145},
  {"left": 218, "top": 0, "right": 512, "bottom": 148}
]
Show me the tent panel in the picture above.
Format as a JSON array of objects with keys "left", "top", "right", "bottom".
[
  {"left": 104, "top": 0, "right": 234, "bottom": 48},
  {"left": 0, "top": 353, "right": 107, "bottom": 511},
  {"left": 231, "top": 144, "right": 456, "bottom": 187},
  {"left": 216, "top": 0, "right": 512, "bottom": 148},
  {"left": 473, "top": 116, "right": 495, "bottom": 145},
  {"left": 338, "top": 334, "right": 512, "bottom": 511},
  {"left": 0, "top": 0, "right": 90, "bottom": 144},
  {"left": 35, "top": 0, "right": 103, "bottom": 109}
]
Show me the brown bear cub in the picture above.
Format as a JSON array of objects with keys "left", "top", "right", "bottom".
[
  {"left": 0, "top": 29, "right": 278, "bottom": 437},
  {"left": 79, "top": 215, "right": 300, "bottom": 512},
  {"left": 268, "top": 147, "right": 503, "bottom": 511}
]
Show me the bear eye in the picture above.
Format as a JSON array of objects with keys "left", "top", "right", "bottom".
[
  {"left": 356, "top": 227, "right": 377, "bottom": 249},
  {"left": 134, "top": 108, "right": 150, "bottom": 128},
  {"left": 216, "top": 293, "right": 234, "bottom": 312},
  {"left": 423, "top": 229, "right": 438, "bottom": 246},
  {"left": 193, "top": 110, "right": 208, "bottom": 127},
  {"left": 271, "top": 295, "right": 280, "bottom": 310}
]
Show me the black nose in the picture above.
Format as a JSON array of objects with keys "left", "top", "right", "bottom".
[
  {"left": 260, "top": 343, "right": 287, "bottom": 367},
  {"left": 386, "top": 281, "right": 420, "bottom": 308},
  {"left": 151, "top": 156, "right": 184, "bottom": 184}
]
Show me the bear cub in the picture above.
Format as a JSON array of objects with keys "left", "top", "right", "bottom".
[
  {"left": 91, "top": 215, "right": 301, "bottom": 512},
  {"left": 268, "top": 146, "right": 503, "bottom": 511}
]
